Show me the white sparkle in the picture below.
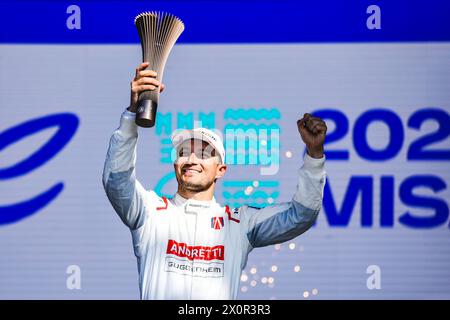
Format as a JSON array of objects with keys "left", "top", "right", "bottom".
[
  {"left": 268, "top": 277, "right": 275, "bottom": 284},
  {"left": 252, "top": 181, "right": 259, "bottom": 188},
  {"left": 240, "top": 274, "right": 248, "bottom": 282},
  {"left": 267, "top": 197, "right": 274, "bottom": 204},
  {"left": 250, "top": 280, "right": 257, "bottom": 287},
  {"left": 261, "top": 140, "right": 267, "bottom": 146},
  {"left": 289, "top": 243, "right": 296, "bottom": 250},
  {"left": 274, "top": 244, "right": 281, "bottom": 251},
  {"left": 303, "top": 291, "right": 309, "bottom": 298},
  {"left": 312, "top": 288, "right": 319, "bottom": 295},
  {"left": 285, "top": 151, "right": 292, "bottom": 158},
  {"left": 261, "top": 277, "right": 268, "bottom": 284},
  {"left": 271, "top": 265, "right": 278, "bottom": 272},
  {"left": 294, "top": 265, "right": 301, "bottom": 272},
  {"left": 250, "top": 267, "right": 257, "bottom": 275},
  {"left": 244, "top": 186, "right": 253, "bottom": 195},
  {"left": 241, "top": 286, "right": 248, "bottom": 293}
]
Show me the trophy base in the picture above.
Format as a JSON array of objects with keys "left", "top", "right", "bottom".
[{"left": 136, "top": 99, "right": 158, "bottom": 128}]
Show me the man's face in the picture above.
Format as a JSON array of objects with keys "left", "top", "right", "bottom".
[{"left": 174, "top": 139, "right": 227, "bottom": 192}]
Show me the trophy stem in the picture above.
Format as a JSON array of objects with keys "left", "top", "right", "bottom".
[{"left": 136, "top": 99, "right": 158, "bottom": 128}]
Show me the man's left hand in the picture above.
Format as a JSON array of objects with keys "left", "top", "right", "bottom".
[{"left": 297, "top": 113, "right": 327, "bottom": 159}]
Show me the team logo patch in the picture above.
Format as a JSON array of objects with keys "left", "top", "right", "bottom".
[
  {"left": 211, "top": 217, "right": 224, "bottom": 230},
  {"left": 165, "top": 239, "right": 225, "bottom": 278},
  {"left": 166, "top": 239, "right": 225, "bottom": 261}
]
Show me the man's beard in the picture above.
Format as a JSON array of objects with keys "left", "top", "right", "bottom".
[{"left": 178, "top": 176, "right": 214, "bottom": 193}]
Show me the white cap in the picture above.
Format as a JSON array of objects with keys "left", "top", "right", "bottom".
[{"left": 171, "top": 128, "right": 225, "bottom": 164}]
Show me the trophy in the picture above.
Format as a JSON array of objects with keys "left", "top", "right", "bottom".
[{"left": 134, "top": 11, "right": 185, "bottom": 127}]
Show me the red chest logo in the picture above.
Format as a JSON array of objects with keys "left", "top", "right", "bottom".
[
  {"left": 211, "top": 217, "right": 224, "bottom": 230},
  {"left": 166, "top": 240, "right": 224, "bottom": 261}
]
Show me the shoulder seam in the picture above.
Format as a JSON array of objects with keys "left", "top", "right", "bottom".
[{"left": 225, "top": 205, "right": 240, "bottom": 223}]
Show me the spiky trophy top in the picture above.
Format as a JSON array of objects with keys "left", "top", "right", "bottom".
[{"left": 134, "top": 12, "right": 185, "bottom": 127}]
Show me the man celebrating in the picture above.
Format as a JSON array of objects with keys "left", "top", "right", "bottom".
[{"left": 103, "top": 62, "right": 328, "bottom": 300}]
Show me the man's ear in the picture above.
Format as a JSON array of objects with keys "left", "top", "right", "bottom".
[{"left": 215, "top": 164, "right": 227, "bottom": 179}]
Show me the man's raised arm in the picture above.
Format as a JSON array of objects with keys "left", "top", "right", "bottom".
[
  {"left": 102, "top": 62, "right": 164, "bottom": 230},
  {"left": 241, "top": 113, "right": 328, "bottom": 249},
  {"left": 102, "top": 110, "right": 148, "bottom": 230}
]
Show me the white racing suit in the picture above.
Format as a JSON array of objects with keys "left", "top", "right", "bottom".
[{"left": 102, "top": 110, "right": 327, "bottom": 300}]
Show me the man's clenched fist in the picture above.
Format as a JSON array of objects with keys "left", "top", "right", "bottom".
[{"left": 297, "top": 113, "right": 327, "bottom": 159}]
